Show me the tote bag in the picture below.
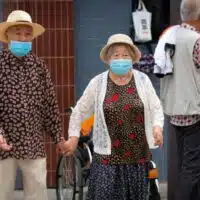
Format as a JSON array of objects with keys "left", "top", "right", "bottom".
[{"left": 132, "top": 0, "right": 152, "bottom": 42}]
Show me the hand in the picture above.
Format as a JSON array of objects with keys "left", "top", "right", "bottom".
[
  {"left": 152, "top": 126, "right": 163, "bottom": 147},
  {"left": 56, "top": 143, "right": 62, "bottom": 154},
  {"left": 58, "top": 137, "right": 78, "bottom": 156},
  {"left": 0, "top": 134, "right": 12, "bottom": 151},
  {"left": 56, "top": 137, "right": 66, "bottom": 154}
]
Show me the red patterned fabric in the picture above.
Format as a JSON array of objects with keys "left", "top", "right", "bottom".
[{"left": 94, "top": 75, "right": 151, "bottom": 164}]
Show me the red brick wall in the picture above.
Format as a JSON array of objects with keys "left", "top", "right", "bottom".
[{"left": 4, "top": 0, "right": 75, "bottom": 187}]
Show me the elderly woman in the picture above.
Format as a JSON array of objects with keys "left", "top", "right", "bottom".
[{"left": 62, "top": 34, "right": 164, "bottom": 200}]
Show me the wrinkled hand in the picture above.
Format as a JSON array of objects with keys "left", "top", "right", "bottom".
[
  {"left": 56, "top": 137, "right": 66, "bottom": 154},
  {"left": 153, "top": 126, "right": 163, "bottom": 147},
  {"left": 0, "top": 134, "right": 12, "bottom": 151},
  {"left": 58, "top": 137, "right": 78, "bottom": 156},
  {"left": 56, "top": 143, "right": 62, "bottom": 154}
]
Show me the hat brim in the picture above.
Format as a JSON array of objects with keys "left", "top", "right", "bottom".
[
  {"left": 100, "top": 42, "right": 141, "bottom": 64},
  {"left": 0, "top": 22, "right": 45, "bottom": 43}
]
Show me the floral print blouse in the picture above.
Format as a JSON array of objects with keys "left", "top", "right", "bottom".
[
  {"left": 93, "top": 75, "right": 151, "bottom": 165},
  {"left": 0, "top": 49, "right": 62, "bottom": 160}
]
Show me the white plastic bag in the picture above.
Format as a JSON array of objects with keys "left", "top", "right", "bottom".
[{"left": 132, "top": 0, "right": 152, "bottom": 42}]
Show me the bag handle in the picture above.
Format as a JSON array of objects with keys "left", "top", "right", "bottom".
[{"left": 137, "top": 0, "right": 147, "bottom": 11}]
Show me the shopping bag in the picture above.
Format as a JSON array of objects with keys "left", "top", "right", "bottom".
[{"left": 132, "top": 0, "right": 152, "bottom": 42}]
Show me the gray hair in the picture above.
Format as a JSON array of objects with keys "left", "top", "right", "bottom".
[
  {"left": 107, "top": 43, "right": 137, "bottom": 62},
  {"left": 180, "top": 0, "right": 200, "bottom": 21}
]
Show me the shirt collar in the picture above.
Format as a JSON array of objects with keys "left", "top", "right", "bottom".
[{"left": 2, "top": 48, "right": 36, "bottom": 63}]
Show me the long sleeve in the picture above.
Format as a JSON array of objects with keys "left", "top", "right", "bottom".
[
  {"left": 133, "top": 54, "right": 154, "bottom": 74},
  {"left": 43, "top": 65, "right": 62, "bottom": 144},
  {"left": 145, "top": 75, "right": 164, "bottom": 128},
  {"left": 68, "top": 77, "right": 97, "bottom": 138}
]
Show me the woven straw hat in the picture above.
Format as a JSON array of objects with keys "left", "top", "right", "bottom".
[
  {"left": 0, "top": 10, "right": 45, "bottom": 43},
  {"left": 100, "top": 33, "right": 141, "bottom": 63}
]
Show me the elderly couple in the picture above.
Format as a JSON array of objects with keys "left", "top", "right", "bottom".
[{"left": 0, "top": 0, "right": 199, "bottom": 199}]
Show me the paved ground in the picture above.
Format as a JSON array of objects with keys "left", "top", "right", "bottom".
[
  {"left": 14, "top": 182, "right": 167, "bottom": 200},
  {"left": 159, "top": 182, "right": 167, "bottom": 199}
]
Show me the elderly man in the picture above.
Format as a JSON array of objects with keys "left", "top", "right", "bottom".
[
  {"left": 0, "top": 10, "right": 62, "bottom": 200},
  {"left": 157, "top": 0, "right": 200, "bottom": 199}
]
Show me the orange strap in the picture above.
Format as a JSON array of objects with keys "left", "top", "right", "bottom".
[{"left": 148, "top": 168, "right": 159, "bottom": 179}]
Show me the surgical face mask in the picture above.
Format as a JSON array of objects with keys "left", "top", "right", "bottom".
[
  {"left": 110, "top": 59, "right": 133, "bottom": 76},
  {"left": 9, "top": 40, "right": 32, "bottom": 57}
]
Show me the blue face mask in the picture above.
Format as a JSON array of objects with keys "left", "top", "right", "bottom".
[
  {"left": 110, "top": 59, "right": 133, "bottom": 76},
  {"left": 9, "top": 40, "right": 32, "bottom": 57}
]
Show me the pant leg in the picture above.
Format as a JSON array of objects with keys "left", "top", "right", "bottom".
[
  {"left": 0, "top": 158, "right": 17, "bottom": 200},
  {"left": 18, "top": 158, "right": 48, "bottom": 200},
  {"left": 167, "top": 120, "right": 181, "bottom": 200},
  {"left": 175, "top": 121, "right": 200, "bottom": 200},
  {"left": 191, "top": 181, "right": 200, "bottom": 200},
  {"left": 195, "top": 181, "right": 200, "bottom": 200}
]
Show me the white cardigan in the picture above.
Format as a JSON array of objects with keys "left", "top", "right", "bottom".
[{"left": 69, "top": 70, "right": 164, "bottom": 155}]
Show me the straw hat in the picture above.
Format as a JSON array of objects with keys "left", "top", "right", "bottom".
[
  {"left": 100, "top": 34, "right": 141, "bottom": 64},
  {"left": 0, "top": 10, "right": 45, "bottom": 43}
]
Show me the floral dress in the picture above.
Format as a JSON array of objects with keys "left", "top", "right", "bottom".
[{"left": 87, "top": 75, "right": 151, "bottom": 200}]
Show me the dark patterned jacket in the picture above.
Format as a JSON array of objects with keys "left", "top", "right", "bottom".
[{"left": 0, "top": 49, "right": 62, "bottom": 159}]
